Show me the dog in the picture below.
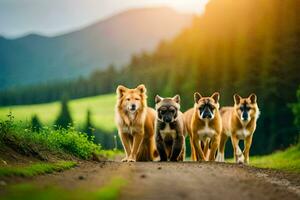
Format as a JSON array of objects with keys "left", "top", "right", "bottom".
[
  {"left": 115, "top": 84, "right": 156, "bottom": 162},
  {"left": 184, "top": 92, "right": 222, "bottom": 161},
  {"left": 154, "top": 95, "right": 185, "bottom": 161},
  {"left": 216, "top": 94, "right": 260, "bottom": 164}
]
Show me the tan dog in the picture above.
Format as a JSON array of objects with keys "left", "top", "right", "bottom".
[
  {"left": 216, "top": 94, "right": 259, "bottom": 164},
  {"left": 184, "top": 92, "right": 222, "bottom": 161},
  {"left": 115, "top": 84, "right": 156, "bottom": 162}
]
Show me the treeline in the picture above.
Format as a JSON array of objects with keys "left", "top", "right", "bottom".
[
  {"left": 1, "top": 0, "right": 300, "bottom": 155},
  {"left": 0, "top": 65, "right": 118, "bottom": 106}
]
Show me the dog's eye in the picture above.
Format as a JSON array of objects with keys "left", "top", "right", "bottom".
[
  {"left": 126, "top": 98, "right": 130, "bottom": 101},
  {"left": 169, "top": 109, "right": 175, "bottom": 113},
  {"left": 135, "top": 98, "right": 140, "bottom": 101},
  {"left": 160, "top": 110, "right": 166, "bottom": 114}
]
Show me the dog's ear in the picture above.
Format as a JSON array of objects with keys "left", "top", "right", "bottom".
[
  {"left": 249, "top": 93, "right": 257, "bottom": 104},
  {"left": 116, "top": 85, "right": 127, "bottom": 98},
  {"left": 233, "top": 94, "right": 242, "bottom": 105},
  {"left": 155, "top": 95, "right": 163, "bottom": 104},
  {"left": 211, "top": 92, "right": 220, "bottom": 103},
  {"left": 137, "top": 84, "right": 146, "bottom": 94},
  {"left": 194, "top": 92, "right": 202, "bottom": 103},
  {"left": 172, "top": 94, "right": 180, "bottom": 104}
]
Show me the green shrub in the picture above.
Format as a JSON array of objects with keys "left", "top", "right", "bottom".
[{"left": 0, "top": 115, "right": 101, "bottom": 160}]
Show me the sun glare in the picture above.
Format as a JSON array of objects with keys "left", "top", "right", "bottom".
[{"left": 140, "top": 0, "right": 210, "bottom": 14}]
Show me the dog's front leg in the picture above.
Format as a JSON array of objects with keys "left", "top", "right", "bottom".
[
  {"left": 189, "top": 136, "right": 197, "bottom": 161},
  {"left": 192, "top": 134, "right": 205, "bottom": 161},
  {"left": 156, "top": 133, "right": 167, "bottom": 161},
  {"left": 216, "top": 132, "right": 228, "bottom": 162},
  {"left": 231, "top": 134, "right": 242, "bottom": 163},
  {"left": 119, "top": 130, "right": 131, "bottom": 162},
  {"left": 128, "top": 132, "right": 143, "bottom": 162},
  {"left": 170, "top": 135, "right": 184, "bottom": 161},
  {"left": 243, "top": 134, "right": 253, "bottom": 164},
  {"left": 208, "top": 135, "right": 220, "bottom": 161}
]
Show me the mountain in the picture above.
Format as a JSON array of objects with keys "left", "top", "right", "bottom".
[{"left": 0, "top": 7, "right": 193, "bottom": 90}]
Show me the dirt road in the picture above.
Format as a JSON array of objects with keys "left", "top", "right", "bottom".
[{"left": 4, "top": 161, "right": 300, "bottom": 200}]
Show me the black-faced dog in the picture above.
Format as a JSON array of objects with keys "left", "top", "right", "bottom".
[{"left": 154, "top": 95, "right": 185, "bottom": 161}]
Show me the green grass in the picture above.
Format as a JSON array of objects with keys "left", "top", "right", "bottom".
[
  {"left": 99, "top": 149, "right": 124, "bottom": 159},
  {"left": 2, "top": 177, "right": 127, "bottom": 200},
  {"left": 0, "top": 94, "right": 116, "bottom": 132},
  {"left": 250, "top": 143, "right": 300, "bottom": 173},
  {"left": 0, "top": 116, "right": 102, "bottom": 160},
  {"left": 0, "top": 161, "right": 76, "bottom": 177},
  {"left": 95, "top": 177, "right": 127, "bottom": 200}
]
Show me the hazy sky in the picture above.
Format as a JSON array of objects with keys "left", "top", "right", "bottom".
[{"left": 0, "top": 0, "right": 209, "bottom": 38}]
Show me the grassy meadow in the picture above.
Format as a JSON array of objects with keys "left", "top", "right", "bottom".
[
  {"left": 0, "top": 94, "right": 116, "bottom": 132},
  {"left": 250, "top": 143, "right": 300, "bottom": 173}
]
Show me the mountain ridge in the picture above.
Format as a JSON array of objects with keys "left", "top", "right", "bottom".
[{"left": 0, "top": 7, "right": 193, "bottom": 90}]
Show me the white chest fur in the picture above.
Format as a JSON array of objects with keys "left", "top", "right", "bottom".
[
  {"left": 197, "top": 121, "right": 216, "bottom": 141},
  {"left": 160, "top": 123, "right": 176, "bottom": 140},
  {"left": 236, "top": 128, "right": 251, "bottom": 139}
]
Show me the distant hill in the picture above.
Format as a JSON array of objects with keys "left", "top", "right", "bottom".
[{"left": 0, "top": 7, "right": 193, "bottom": 89}]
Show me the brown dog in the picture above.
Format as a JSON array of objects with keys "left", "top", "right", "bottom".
[
  {"left": 155, "top": 95, "right": 185, "bottom": 161},
  {"left": 115, "top": 84, "right": 156, "bottom": 162},
  {"left": 216, "top": 94, "right": 260, "bottom": 164},
  {"left": 184, "top": 92, "right": 222, "bottom": 161}
]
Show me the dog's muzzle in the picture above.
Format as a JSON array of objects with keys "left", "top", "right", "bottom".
[
  {"left": 129, "top": 104, "right": 137, "bottom": 112},
  {"left": 163, "top": 116, "right": 172, "bottom": 123}
]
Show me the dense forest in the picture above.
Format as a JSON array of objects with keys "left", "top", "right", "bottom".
[{"left": 1, "top": 0, "right": 300, "bottom": 155}]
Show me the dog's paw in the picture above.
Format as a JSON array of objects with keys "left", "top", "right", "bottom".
[
  {"left": 236, "top": 154, "right": 245, "bottom": 164},
  {"left": 127, "top": 158, "right": 136, "bottom": 162},
  {"left": 121, "top": 157, "right": 128, "bottom": 162},
  {"left": 215, "top": 153, "right": 224, "bottom": 162}
]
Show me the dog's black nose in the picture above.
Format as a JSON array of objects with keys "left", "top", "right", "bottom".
[
  {"left": 164, "top": 116, "right": 172, "bottom": 123},
  {"left": 242, "top": 112, "right": 248, "bottom": 120},
  {"left": 202, "top": 111, "right": 212, "bottom": 119},
  {"left": 130, "top": 104, "right": 136, "bottom": 110}
]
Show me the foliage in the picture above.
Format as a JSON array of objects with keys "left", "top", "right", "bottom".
[
  {"left": 31, "top": 114, "right": 42, "bottom": 132},
  {"left": 0, "top": 161, "right": 76, "bottom": 177},
  {"left": 250, "top": 142, "right": 300, "bottom": 173},
  {"left": 290, "top": 86, "right": 300, "bottom": 131},
  {"left": 0, "top": 95, "right": 121, "bottom": 150},
  {"left": 84, "top": 109, "right": 94, "bottom": 140},
  {"left": 0, "top": 112, "right": 15, "bottom": 139},
  {"left": 54, "top": 96, "right": 73, "bottom": 129},
  {"left": 0, "top": 116, "right": 101, "bottom": 160}
]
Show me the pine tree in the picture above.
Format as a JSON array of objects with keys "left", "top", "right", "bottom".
[
  {"left": 291, "top": 86, "right": 300, "bottom": 130},
  {"left": 84, "top": 109, "right": 94, "bottom": 140},
  {"left": 54, "top": 95, "right": 72, "bottom": 129},
  {"left": 31, "top": 114, "right": 42, "bottom": 132}
]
